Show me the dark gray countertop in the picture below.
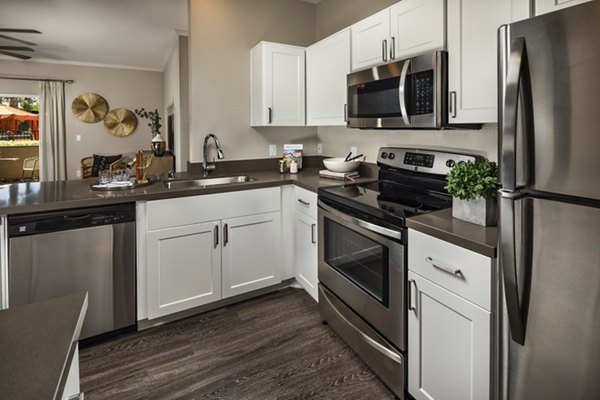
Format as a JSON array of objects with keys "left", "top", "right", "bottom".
[
  {"left": 0, "top": 167, "right": 376, "bottom": 215},
  {"left": 0, "top": 292, "right": 88, "bottom": 400},
  {"left": 406, "top": 208, "right": 498, "bottom": 258}
]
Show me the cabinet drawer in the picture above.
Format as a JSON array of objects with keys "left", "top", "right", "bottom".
[
  {"left": 408, "top": 229, "right": 493, "bottom": 310},
  {"left": 293, "top": 186, "right": 317, "bottom": 219}
]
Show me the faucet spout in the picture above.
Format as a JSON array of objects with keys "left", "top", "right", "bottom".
[{"left": 203, "top": 133, "right": 225, "bottom": 176}]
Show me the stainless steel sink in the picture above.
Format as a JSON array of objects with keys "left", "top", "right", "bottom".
[{"left": 164, "top": 175, "right": 256, "bottom": 189}]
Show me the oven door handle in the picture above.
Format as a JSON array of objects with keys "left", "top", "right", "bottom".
[
  {"left": 321, "top": 286, "right": 404, "bottom": 365},
  {"left": 318, "top": 201, "right": 402, "bottom": 241}
]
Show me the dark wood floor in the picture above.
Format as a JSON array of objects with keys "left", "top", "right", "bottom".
[{"left": 79, "top": 287, "right": 396, "bottom": 400}]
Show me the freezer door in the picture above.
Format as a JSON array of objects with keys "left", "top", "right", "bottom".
[
  {"left": 505, "top": 197, "right": 600, "bottom": 399},
  {"left": 501, "top": 2, "right": 600, "bottom": 200}
]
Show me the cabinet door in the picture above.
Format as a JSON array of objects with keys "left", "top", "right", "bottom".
[
  {"left": 146, "top": 221, "right": 221, "bottom": 319},
  {"left": 306, "top": 29, "right": 351, "bottom": 126},
  {"left": 535, "top": 0, "right": 591, "bottom": 15},
  {"left": 222, "top": 212, "right": 282, "bottom": 298},
  {"left": 390, "top": 0, "right": 445, "bottom": 60},
  {"left": 293, "top": 211, "right": 318, "bottom": 301},
  {"left": 447, "top": 0, "right": 529, "bottom": 123},
  {"left": 351, "top": 8, "right": 390, "bottom": 71},
  {"left": 408, "top": 271, "right": 491, "bottom": 400},
  {"left": 252, "top": 42, "right": 305, "bottom": 126}
]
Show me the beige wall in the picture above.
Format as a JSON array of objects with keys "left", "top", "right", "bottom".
[
  {"left": 315, "top": 0, "right": 398, "bottom": 40},
  {"left": 0, "top": 60, "right": 163, "bottom": 179},
  {"left": 315, "top": 0, "right": 499, "bottom": 162},
  {"left": 188, "top": 0, "right": 318, "bottom": 163}
]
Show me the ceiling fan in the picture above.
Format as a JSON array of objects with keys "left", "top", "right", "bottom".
[{"left": 0, "top": 29, "right": 41, "bottom": 60}]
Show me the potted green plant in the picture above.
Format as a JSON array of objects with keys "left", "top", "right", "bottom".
[
  {"left": 135, "top": 108, "right": 166, "bottom": 156},
  {"left": 445, "top": 158, "right": 499, "bottom": 226}
]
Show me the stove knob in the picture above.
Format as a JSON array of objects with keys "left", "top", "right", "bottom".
[
  {"left": 388, "top": 152, "right": 395, "bottom": 160},
  {"left": 446, "top": 159, "right": 455, "bottom": 168},
  {"left": 381, "top": 152, "right": 388, "bottom": 159}
]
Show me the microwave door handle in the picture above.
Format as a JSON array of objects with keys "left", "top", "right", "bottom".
[{"left": 399, "top": 59, "right": 410, "bottom": 126}]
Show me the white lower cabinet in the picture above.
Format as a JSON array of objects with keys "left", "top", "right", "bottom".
[
  {"left": 293, "top": 210, "right": 317, "bottom": 301},
  {"left": 293, "top": 187, "right": 318, "bottom": 301},
  {"left": 408, "top": 229, "right": 496, "bottom": 400},
  {"left": 222, "top": 212, "right": 282, "bottom": 298},
  {"left": 146, "top": 221, "right": 221, "bottom": 319},
  {"left": 144, "top": 187, "right": 282, "bottom": 320},
  {"left": 408, "top": 271, "right": 491, "bottom": 400}
]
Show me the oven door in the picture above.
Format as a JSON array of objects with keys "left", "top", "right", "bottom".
[{"left": 318, "top": 200, "right": 405, "bottom": 350}]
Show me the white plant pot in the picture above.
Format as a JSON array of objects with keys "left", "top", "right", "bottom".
[{"left": 452, "top": 197, "right": 497, "bottom": 226}]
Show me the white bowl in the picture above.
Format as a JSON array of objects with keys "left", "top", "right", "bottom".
[{"left": 323, "top": 157, "right": 362, "bottom": 173}]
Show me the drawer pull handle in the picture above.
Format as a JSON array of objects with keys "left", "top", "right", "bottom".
[
  {"left": 297, "top": 199, "right": 310, "bottom": 206},
  {"left": 425, "top": 257, "right": 462, "bottom": 276}
]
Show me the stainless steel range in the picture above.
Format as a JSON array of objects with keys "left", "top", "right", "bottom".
[{"left": 317, "top": 147, "right": 477, "bottom": 398}]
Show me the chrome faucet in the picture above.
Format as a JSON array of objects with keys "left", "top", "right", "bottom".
[{"left": 202, "top": 133, "right": 224, "bottom": 176}]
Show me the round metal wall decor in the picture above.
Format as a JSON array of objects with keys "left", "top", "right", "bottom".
[
  {"left": 103, "top": 108, "right": 138, "bottom": 137},
  {"left": 71, "top": 93, "right": 108, "bottom": 123}
]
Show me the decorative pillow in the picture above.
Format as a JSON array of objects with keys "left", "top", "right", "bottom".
[{"left": 91, "top": 154, "right": 122, "bottom": 177}]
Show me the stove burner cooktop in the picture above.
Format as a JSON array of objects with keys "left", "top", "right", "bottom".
[{"left": 319, "top": 180, "right": 452, "bottom": 229}]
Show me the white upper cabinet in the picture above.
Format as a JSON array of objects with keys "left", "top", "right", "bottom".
[
  {"left": 306, "top": 29, "right": 351, "bottom": 126},
  {"left": 251, "top": 41, "right": 305, "bottom": 126},
  {"left": 351, "top": 9, "right": 391, "bottom": 71},
  {"left": 447, "top": 0, "right": 529, "bottom": 123},
  {"left": 351, "top": 0, "right": 446, "bottom": 72},
  {"left": 390, "top": 0, "right": 446, "bottom": 60},
  {"left": 535, "top": 0, "right": 591, "bottom": 15}
]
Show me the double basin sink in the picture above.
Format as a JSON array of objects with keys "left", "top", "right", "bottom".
[{"left": 163, "top": 175, "right": 256, "bottom": 189}]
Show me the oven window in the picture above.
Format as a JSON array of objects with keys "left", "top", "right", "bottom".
[{"left": 323, "top": 219, "right": 389, "bottom": 306}]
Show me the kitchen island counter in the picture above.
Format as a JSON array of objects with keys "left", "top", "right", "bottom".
[{"left": 0, "top": 292, "right": 88, "bottom": 400}]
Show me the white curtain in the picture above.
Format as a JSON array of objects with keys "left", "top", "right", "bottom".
[{"left": 39, "top": 81, "right": 67, "bottom": 181}]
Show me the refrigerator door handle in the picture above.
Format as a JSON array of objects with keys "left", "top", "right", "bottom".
[
  {"left": 501, "top": 36, "right": 533, "bottom": 192},
  {"left": 499, "top": 190, "right": 528, "bottom": 345}
]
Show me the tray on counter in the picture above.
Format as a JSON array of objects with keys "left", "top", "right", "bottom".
[{"left": 90, "top": 179, "right": 154, "bottom": 191}]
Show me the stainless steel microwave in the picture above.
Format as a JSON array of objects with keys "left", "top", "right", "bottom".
[{"left": 347, "top": 50, "right": 449, "bottom": 129}]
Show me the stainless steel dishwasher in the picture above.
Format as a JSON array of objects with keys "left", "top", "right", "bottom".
[{"left": 7, "top": 203, "right": 136, "bottom": 341}]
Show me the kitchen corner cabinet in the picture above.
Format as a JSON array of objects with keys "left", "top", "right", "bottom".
[
  {"left": 222, "top": 212, "right": 282, "bottom": 298},
  {"left": 144, "top": 187, "right": 282, "bottom": 319},
  {"left": 535, "top": 0, "right": 591, "bottom": 15},
  {"left": 351, "top": 0, "right": 445, "bottom": 71},
  {"left": 447, "top": 0, "right": 529, "bottom": 124},
  {"left": 293, "top": 187, "right": 318, "bottom": 301},
  {"left": 408, "top": 229, "right": 496, "bottom": 400},
  {"left": 251, "top": 41, "right": 305, "bottom": 126},
  {"left": 306, "top": 29, "right": 351, "bottom": 126}
]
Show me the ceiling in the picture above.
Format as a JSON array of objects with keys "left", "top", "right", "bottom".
[{"left": 0, "top": 0, "right": 188, "bottom": 71}]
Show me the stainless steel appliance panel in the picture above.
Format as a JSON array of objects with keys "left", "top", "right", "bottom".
[
  {"left": 9, "top": 212, "right": 136, "bottom": 340},
  {"left": 347, "top": 51, "right": 447, "bottom": 129},
  {"left": 318, "top": 201, "right": 405, "bottom": 350},
  {"left": 501, "top": 3, "right": 600, "bottom": 200},
  {"left": 319, "top": 284, "right": 405, "bottom": 399},
  {"left": 503, "top": 197, "right": 600, "bottom": 399}
]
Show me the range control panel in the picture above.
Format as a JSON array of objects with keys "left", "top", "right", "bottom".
[{"left": 378, "top": 147, "right": 479, "bottom": 175}]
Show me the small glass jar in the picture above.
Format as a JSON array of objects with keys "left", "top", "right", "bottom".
[
  {"left": 279, "top": 159, "right": 285, "bottom": 174},
  {"left": 290, "top": 160, "right": 298, "bottom": 174}
]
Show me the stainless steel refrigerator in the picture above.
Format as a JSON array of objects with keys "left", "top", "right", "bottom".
[{"left": 498, "top": 2, "right": 600, "bottom": 399}]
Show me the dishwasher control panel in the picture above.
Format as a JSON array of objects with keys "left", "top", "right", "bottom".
[{"left": 7, "top": 203, "right": 136, "bottom": 237}]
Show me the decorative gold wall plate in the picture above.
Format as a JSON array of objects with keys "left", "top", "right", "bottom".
[
  {"left": 71, "top": 93, "right": 108, "bottom": 123},
  {"left": 103, "top": 108, "right": 138, "bottom": 137}
]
